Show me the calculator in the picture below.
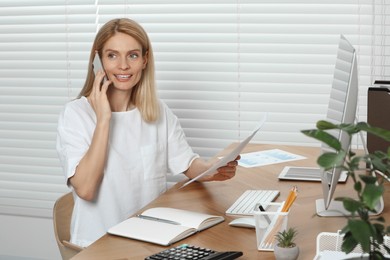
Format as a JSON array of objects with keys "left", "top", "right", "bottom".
[{"left": 145, "top": 244, "right": 243, "bottom": 260}]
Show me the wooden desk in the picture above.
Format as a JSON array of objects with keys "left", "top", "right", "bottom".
[{"left": 71, "top": 143, "right": 390, "bottom": 259}]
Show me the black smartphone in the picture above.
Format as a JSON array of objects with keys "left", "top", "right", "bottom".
[{"left": 92, "top": 53, "right": 108, "bottom": 82}]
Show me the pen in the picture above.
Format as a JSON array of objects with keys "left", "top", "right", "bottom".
[
  {"left": 136, "top": 214, "right": 181, "bottom": 225},
  {"left": 258, "top": 204, "right": 271, "bottom": 224}
]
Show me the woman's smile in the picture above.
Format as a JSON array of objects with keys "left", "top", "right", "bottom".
[{"left": 115, "top": 74, "right": 132, "bottom": 81}]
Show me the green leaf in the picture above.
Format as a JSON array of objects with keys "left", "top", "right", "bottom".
[
  {"left": 339, "top": 123, "right": 359, "bottom": 135},
  {"left": 373, "top": 223, "right": 385, "bottom": 242},
  {"left": 348, "top": 219, "right": 373, "bottom": 252},
  {"left": 372, "top": 150, "right": 388, "bottom": 159},
  {"left": 350, "top": 156, "right": 362, "bottom": 171},
  {"left": 370, "top": 153, "right": 390, "bottom": 175},
  {"left": 359, "top": 175, "right": 378, "bottom": 184},
  {"left": 357, "top": 122, "right": 390, "bottom": 142},
  {"left": 301, "top": 129, "right": 342, "bottom": 151},
  {"left": 341, "top": 197, "right": 361, "bottom": 213},
  {"left": 317, "top": 151, "right": 346, "bottom": 169},
  {"left": 341, "top": 231, "right": 358, "bottom": 253},
  {"left": 373, "top": 216, "right": 385, "bottom": 223},
  {"left": 353, "top": 181, "right": 362, "bottom": 193},
  {"left": 316, "top": 120, "right": 337, "bottom": 130},
  {"left": 362, "top": 183, "right": 384, "bottom": 210}
]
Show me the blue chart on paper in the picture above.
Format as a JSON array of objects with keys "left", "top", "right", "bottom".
[{"left": 238, "top": 149, "right": 306, "bottom": 168}]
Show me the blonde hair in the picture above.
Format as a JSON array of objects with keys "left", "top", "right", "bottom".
[{"left": 78, "top": 18, "right": 159, "bottom": 122}]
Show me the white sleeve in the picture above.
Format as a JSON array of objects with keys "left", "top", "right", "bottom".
[
  {"left": 56, "top": 104, "right": 93, "bottom": 186},
  {"left": 162, "top": 102, "right": 199, "bottom": 175}
]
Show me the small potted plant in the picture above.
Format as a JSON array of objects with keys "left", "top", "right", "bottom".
[
  {"left": 274, "top": 227, "right": 299, "bottom": 260},
  {"left": 302, "top": 120, "right": 390, "bottom": 259}
]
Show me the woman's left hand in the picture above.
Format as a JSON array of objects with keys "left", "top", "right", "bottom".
[
  {"left": 207, "top": 155, "right": 240, "bottom": 181},
  {"left": 184, "top": 155, "right": 241, "bottom": 182},
  {"left": 197, "top": 155, "right": 241, "bottom": 182}
]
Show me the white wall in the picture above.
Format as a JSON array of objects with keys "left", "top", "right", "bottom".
[{"left": 0, "top": 214, "right": 61, "bottom": 260}]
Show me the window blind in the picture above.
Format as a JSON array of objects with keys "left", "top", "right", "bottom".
[
  {"left": 0, "top": 1, "right": 95, "bottom": 218},
  {"left": 371, "top": 0, "right": 390, "bottom": 82},
  {"left": 0, "top": 0, "right": 377, "bottom": 218}
]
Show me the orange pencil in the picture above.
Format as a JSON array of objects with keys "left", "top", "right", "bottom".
[{"left": 282, "top": 186, "right": 298, "bottom": 212}]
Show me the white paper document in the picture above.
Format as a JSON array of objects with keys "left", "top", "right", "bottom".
[
  {"left": 238, "top": 149, "right": 306, "bottom": 168},
  {"left": 180, "top": 115, "right": 267, "bottom": 189}
]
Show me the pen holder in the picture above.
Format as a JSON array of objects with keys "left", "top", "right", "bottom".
[{"left": 254, "top": 202, "right": 288, "bottom": 251}]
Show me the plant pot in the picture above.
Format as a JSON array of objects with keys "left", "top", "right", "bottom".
[{"left": 274, "top": 243, "right": 299, "bottom": 260}]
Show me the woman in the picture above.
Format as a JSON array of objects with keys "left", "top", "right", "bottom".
[{"left": 56, "top": 18, "right": 239, "bottom": 247}]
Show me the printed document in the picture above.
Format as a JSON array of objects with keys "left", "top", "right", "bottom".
[
  {"left": 180, "top": 114, "right": 267, "bottom": 188},
  {"left": 238, "top": 149, "right": 306, "bottom": 168}
]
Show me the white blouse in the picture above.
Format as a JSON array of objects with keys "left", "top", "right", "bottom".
[{"left": 56, "top": 97, "right": 198, "bottom": 247}]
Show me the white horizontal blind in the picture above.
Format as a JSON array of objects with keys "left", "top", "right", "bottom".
[
  {"left": 97, "top": 1, "right": 242, "bottom": 157},
  {"left": 0, "top": 0, "right": 376, "bottom": 218},
  {"left": 0, "top": 1, "right": 96, "bottom": 218},
  {"left": 238, "top": 1, "right": 372, "bottom": 144},
  {"left": 371, "top": 0, "right": 390, "bottom": 82},
  {"left": 98, "top": 0, "right": 372, "bottom": 155}
]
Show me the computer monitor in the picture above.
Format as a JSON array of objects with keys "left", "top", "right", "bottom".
[
  {"left": 314, "top": 35, "right": 359, "bottom": 216},
  {"left": 315, "top": 35, "right": 384, "bottom": 217}
]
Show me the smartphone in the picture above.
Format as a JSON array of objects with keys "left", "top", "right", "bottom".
[{"left": 92, "top": 53, "right": 108, "bottom": 82}]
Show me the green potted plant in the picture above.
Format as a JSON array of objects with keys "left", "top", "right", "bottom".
[
  {"left": 274, "top": 227, "right": 299, "bottom": 260},
  {"left": 302, "top": 120, "right": 390, "bottom": 259}
]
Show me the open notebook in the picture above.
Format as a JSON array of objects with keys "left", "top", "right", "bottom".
[{"left": 108, "top": 207, "right": 224, "bottom": 246}]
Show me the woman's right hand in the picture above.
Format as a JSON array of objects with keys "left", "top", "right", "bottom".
[
  {"left": 71, "top": 70, "right": 112, "bottom": 201},
  {"left": 88, "top": 70, "right": 112, "bottom": 123}
]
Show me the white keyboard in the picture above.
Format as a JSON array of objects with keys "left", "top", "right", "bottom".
[{"left": 225, "top": 190, "right": 280, "bottom": 216}]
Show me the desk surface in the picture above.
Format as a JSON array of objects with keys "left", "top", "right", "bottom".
[{"left": 71, "top": 143, "right": 390, "bottom": 260}]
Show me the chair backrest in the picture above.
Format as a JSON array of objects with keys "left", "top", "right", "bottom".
[{"left": 53, "top": 192, "right": 83, "bottom": 259}]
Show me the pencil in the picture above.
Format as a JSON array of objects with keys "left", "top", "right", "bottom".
[{"left": 281, "top": 186, "right": 298, "bottom": 212}]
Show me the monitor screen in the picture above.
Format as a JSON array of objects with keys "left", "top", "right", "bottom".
[{"left": 315, "top": 35, "right": 359, "bottom": 216}]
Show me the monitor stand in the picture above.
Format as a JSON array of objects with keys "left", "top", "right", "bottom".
[{"left": 316, "top": 197, "right": 384, "bottom": 217}]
